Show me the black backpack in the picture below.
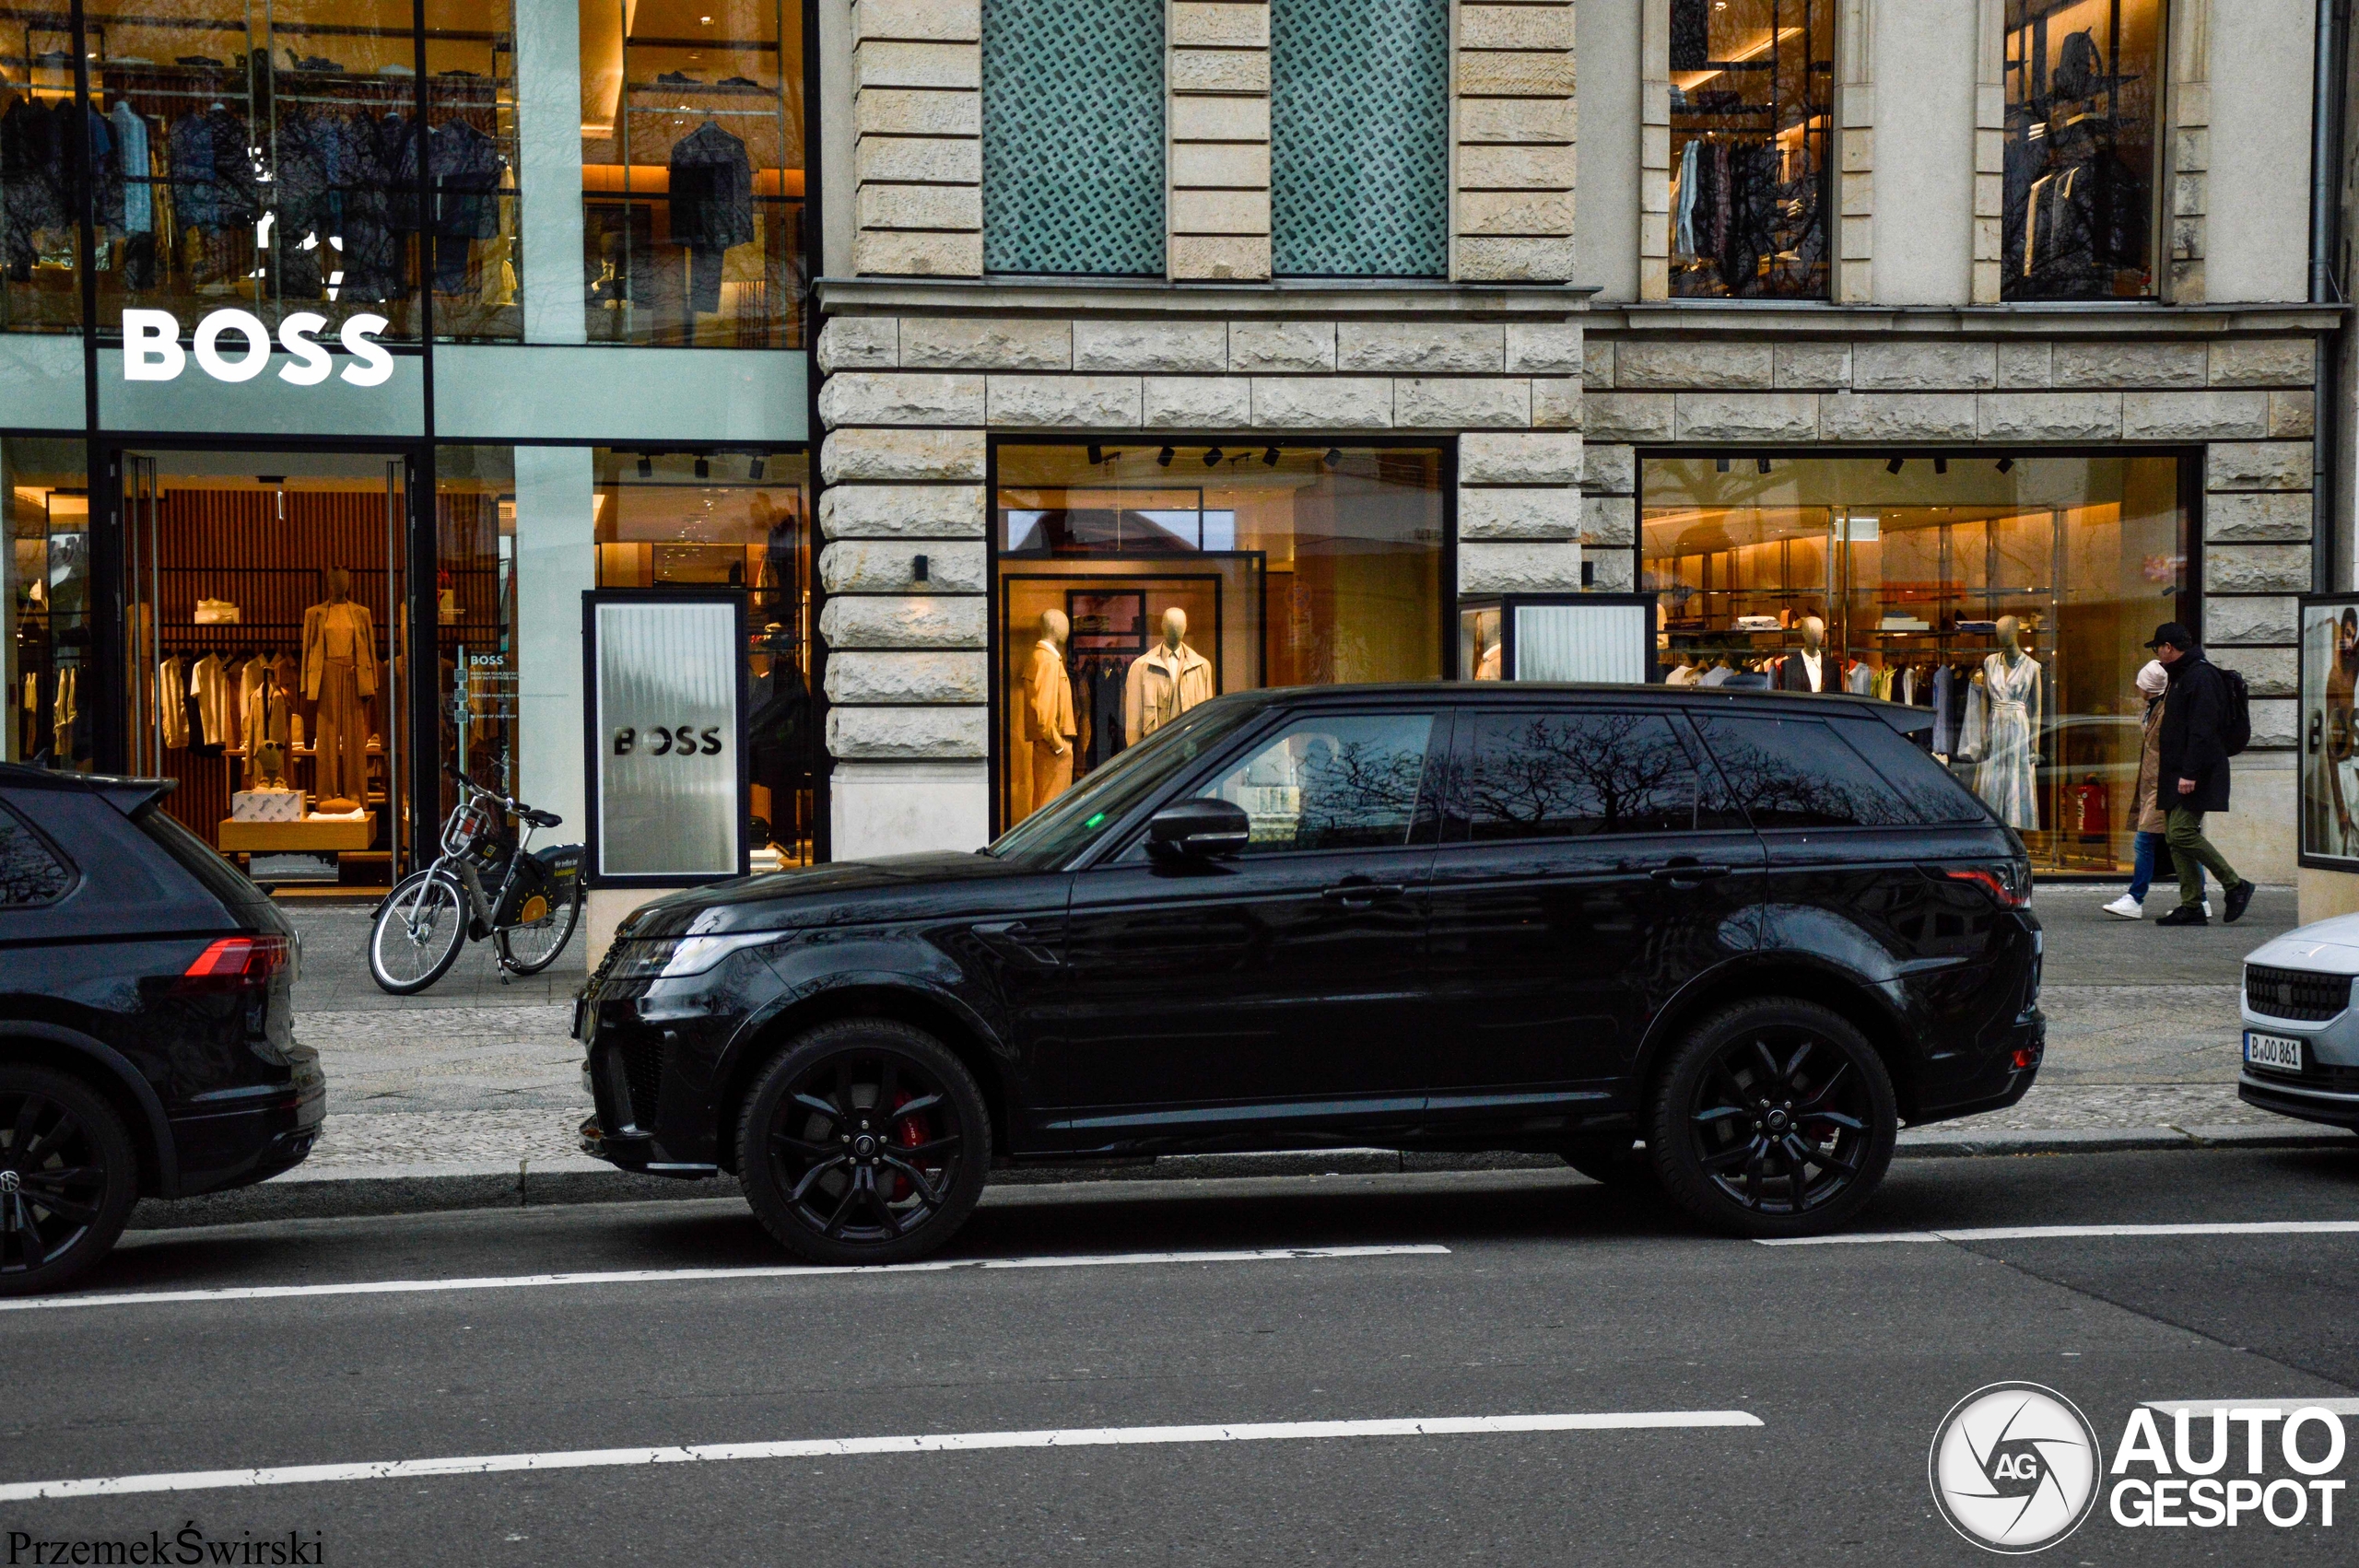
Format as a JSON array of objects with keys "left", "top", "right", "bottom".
[{"left": 2217, "top": 665, "right": 2252, "bottom": 757}]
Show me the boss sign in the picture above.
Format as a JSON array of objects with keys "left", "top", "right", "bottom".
[{"left": 120, "top": 308, "right": 395, "bottom": 388}]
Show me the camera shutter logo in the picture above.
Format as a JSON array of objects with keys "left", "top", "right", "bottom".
[{"left": 1929, "top": 1383, "right": 2104, "bottom": 1553}]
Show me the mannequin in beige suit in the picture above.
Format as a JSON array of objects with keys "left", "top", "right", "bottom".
[
  {"left": 1124, "top": 607, "right": 1215, "bottom": 745},
  {"left": 302, "top": 568, "right": 379, "bottom": 807},
  {"left": 1022, "top": 609, "right": 1077, "bottom": 813}
]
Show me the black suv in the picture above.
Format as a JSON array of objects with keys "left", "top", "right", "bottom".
[
  {"left": 0, "top": 766, "right": 323, "bottom": 1294},
  {"left": 578, "top": 685, "right": 2043, "bottom": 1259}
]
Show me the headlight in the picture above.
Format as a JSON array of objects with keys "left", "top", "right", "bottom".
[{"left": 604, "top": 931, "right": 780, "bottom": 981}]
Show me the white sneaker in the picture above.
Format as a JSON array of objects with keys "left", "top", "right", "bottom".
[{"left": 2101, "top": 894, "right": 2142, "bottom": 919}]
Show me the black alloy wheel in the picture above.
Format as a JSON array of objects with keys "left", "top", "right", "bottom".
[
  {"left": 0, "top": 1066, "right": 139, "bottom": 1297},
  {"left": 737, "top": 1021, "right": 990, "bottom": 1266},
  {"left": 1648, "top": 999, "right": 1897, "bottom": 1239}
]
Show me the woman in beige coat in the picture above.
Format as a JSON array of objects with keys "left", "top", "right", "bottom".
[{"left": 2103, "top": 660, "right": 2209, "bottom": 919}]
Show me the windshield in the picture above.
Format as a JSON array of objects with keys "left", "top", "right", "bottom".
[{"left": 984, "top": 699, "right": 1264, "bottom": 868}]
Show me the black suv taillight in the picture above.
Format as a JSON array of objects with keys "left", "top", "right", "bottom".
[
  {"left": 180, "top": 934, "right": 295, "bottom": 990},
  {"left": 1939, "top": 864, "right": 2032, "bottom": 909}
]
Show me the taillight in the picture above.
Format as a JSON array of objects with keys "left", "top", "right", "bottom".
[
  {"left": 182, "top": 935, "right": 295, "bottom": 988},
  {"left": 1942, "top": 866, "right": 2032, "bottom": 909}
]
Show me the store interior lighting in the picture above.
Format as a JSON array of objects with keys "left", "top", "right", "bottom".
[
  {"left": 1203, "top": 447, "right": 1225, "bottom": 467},
  {"left": 748, "top": 457, "right": 765, "bottom": 479},
  {"left": 1087, "top": 445, "right": 1104, "bottom": 464},
  {"left": 1322, "top": 448, "right": 1342, "bottom": 470},
  {"left": 1995, "top": 456, "right": 2015, "bottom": 474},
  {"left": 1157, "top": 446, "right": 1175, "bottom": 468},
  {"left": 694, "top": 457, "right": 710, "bottom": 479},
  {"left": 637, "top": 453, "right": 653, "bottom": 477},
  {"left": 1885, "top": 457, "right": 1905, "bottom": 474},
  {"left": 1262, "top": 447, "right": 1280, "bottom": 466},
  {"left": 1716, "top": 456, "right": 1731, "bottom": 473},
  {"left": 1755, "top": 457, "right": 1772, "bottom": 474},
  {"left": 1933, "top": 457, "right": 1948, "bottom": 474}
]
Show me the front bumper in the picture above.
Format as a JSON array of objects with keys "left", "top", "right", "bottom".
[
  {"left": 2239, "top": 1071, "right": 2359, "bottom": 1130},
  {"left": 577, "top": 1115, "right": 712, "bottom": 1178}
]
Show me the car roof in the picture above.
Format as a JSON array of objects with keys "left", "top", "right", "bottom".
[
  {"left": 1230, "top": 682, "right": 1923, "bottom": 721},
  {"left": 0, "top": 762, "right": 177, "bottom": 815}
]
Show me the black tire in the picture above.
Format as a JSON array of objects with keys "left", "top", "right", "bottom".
[
  {"left": 0, "top": 1065, "right": 139, "bottom": 1297},
  {"left": 1560, "top": 1137, "right": 1660, "bottom": 1192},
  {"left": 737, "top": 1021, "right": 990, "bottom": 1266},
  {"left": 496, "top": 873, "right": 581, "bottom": 976},
  {"left": 368, "top": 871, "right": 469, "bottom": 995},
  {"left": 1647, "top": 999, "right": 1897, "bottom": 1239}
]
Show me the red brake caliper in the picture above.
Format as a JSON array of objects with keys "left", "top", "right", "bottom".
[{"left": 886, "top": 1091, "right": 927, "bottom": 1200}]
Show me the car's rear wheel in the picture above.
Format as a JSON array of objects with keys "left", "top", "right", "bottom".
[
  {"left": 737, "top": 1021, "right": 989, "bottom": 1266},
  {"left": 0, "top": 1065, "right": 138, "bottom": 1297},
  {"left": 1647, "top": 999, "right": 1896, "bottom": 1239}
]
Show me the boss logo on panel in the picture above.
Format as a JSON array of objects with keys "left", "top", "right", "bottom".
[{"left": 119, "top": 307, "right": 395, "bottom": 388}]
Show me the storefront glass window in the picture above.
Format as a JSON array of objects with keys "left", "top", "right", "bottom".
[
  {"left": 2001, "top": 0, "right": 2162, "bottom": 301},
  {"left": 1641, "top": 453, "right": 2190, "bottom": 873},
  {"left": 1666, "top": 0, "right": 1833, "bottom": 300},
  {"left": 0, "top": 3, "right": 88, "bottom": 331},
  {"left": 434, "top": 443, "right": 814, "bottom": 871},
  {"left": 992, "top": 441, "right": 1446, "bottom": 830},
  {"left": 580, "top": 0, "right": 804, "bottom": 347},
  {"left": 4, "top": 440, "right": 90, "bottom": 765},
  {"left": 114, "top": 448, "right": 411, "bottom": 887}
]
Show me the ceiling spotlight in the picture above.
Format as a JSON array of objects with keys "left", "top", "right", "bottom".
[
  {"left": 1322, "top": 448, "right": 1343, "bottom": 470},
  {"left": 1995, "top": 456, "right": 2015, "bottom": 474},
  {"left": 637, "top": 453, "right": 653, "bottom": 477},
  {"left": 1087, "top": 444, "right": 1104, "bottom": 464},
  {"left": 1884, "top": 457, "right": 1905, "bottom": 475},
  {"left": 695, "top": 456, "right": 710, "bottom": 479},
  {"left": 1262, "top": 446, "right": 1280, "bottom": 467},
  {"left": 1755, "top": 457, "right": 1773, "bottom": 474},
  {"left": 1715, "top": 456, "right": 1731, "bottom": 474},
  {"left": 1203, "top": 447, "right": 1225, "bottom": 467},
  {"left": 1156, "top": 446, "right": 1175, "bottom": 468},
  {"left": 1933, "top": 457, "right": 1948, "bottom": 475},
  {"left": 748, "top": 456, "right": 765, "bottom": 479}
]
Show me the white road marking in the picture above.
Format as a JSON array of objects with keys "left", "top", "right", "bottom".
[
  {"left": 0, "top": 1245, "right": 1448, "bottom": 1316},
  {"left": 0, "top": 1410, "right": 1766, "bottom": 1503},
  {"left": 2145, "top": 1398, "right": 2359, "bottom": 1416},
  {"left": 1757, "top": 1220, "right": 2359, "bottom": 1247}
]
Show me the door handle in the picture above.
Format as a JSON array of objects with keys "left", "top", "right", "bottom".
[
  {"left": 1321, "top": 881, "right": 1406, "bottom": 907},
  {"left": 1649, "top": 863, "right": 1732, "bottom": 884}
]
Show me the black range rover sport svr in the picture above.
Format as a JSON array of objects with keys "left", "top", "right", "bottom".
[{"left": 577, "top": 684, "right": 2044, "bottom": 1259}]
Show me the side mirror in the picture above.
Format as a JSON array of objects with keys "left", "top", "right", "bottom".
[{"left": 1145, "top": 798, "right": 1250, "bottom": 862}]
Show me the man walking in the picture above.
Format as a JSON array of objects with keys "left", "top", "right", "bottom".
[{"left": 2147, "top": 622, "right": 2254, "bottom": 927}]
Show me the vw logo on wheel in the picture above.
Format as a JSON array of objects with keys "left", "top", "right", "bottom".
[
  {"left": 1929, "top": 1383, "right": 2104, "bottom": 1553},
  {"left": 0, "top": 1169, "right": 17, "bottom": 1194}
]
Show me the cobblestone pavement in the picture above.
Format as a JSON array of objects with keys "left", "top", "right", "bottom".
[{"left": 276, "top": 882, "right": 2312, "bottom": 1175}]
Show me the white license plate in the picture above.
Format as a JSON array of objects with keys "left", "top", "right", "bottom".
[{"left": 2245, "top": 1032, "right": 2306, "bottom": 1071}]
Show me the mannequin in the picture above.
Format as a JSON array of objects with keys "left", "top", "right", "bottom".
[
  {"left": 1022, "top": 609, "right": 1077, "bottom": 813},
  {"left": 1474, "top": 633, "right": 1502, "bottom": 681},
  {"left": 1777, "top": 615, "right": 1835, "bottom": 692},
  {"left": 1972, "top": 614, "right": 2042, "bottom": 829},
  {"left": 1124, "top": 607, "right": 1215, "bottom": 745},
  {"left": 302, "top": 568, "right": 379, "bottom": 809}
]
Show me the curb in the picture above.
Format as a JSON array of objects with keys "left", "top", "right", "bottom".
[{"left": 124, "top": 1123, "right": 2355, "bottom": 1233}]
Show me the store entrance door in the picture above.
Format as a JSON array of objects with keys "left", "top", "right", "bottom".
[{"left": 119, "top": 449, "right": 411, "bottom": 894}]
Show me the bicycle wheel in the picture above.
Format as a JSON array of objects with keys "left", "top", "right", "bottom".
[
  {"left": 497, "top": 874, "right": 582, "bottom": 975},
  {"left": 368, "top": 871, "right": 469, "bottom": 994}
]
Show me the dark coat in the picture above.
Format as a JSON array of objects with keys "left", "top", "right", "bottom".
[
  {"left": 1777, "top": 649, "right": 1837, "bottom": 692},
  {"left": 2157, "top": 649, "right": 2234, "bottom": 815}
]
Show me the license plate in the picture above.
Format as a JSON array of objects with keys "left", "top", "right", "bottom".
[{"left": 2245, "top": 1031, "right": 2306, "bottom": 1071}]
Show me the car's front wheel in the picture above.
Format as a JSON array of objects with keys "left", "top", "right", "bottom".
[
  {"left": 0, "top": 1065, "right": 139, "bottom": 1296},
  {"left": 737, "top": 1021, "right": 990, "bottom": 1266},
  {"left": 1647, "top": 999, "right": 1897, "bottom": 1239}
]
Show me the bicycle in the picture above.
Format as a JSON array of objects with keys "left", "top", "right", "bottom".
[{"left": 367, "top": 766, "right": 585, "bottom": 994}]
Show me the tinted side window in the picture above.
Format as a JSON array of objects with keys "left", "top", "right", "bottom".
[
  {"left": 1692, "top": 714, "right": 1918, "bottom": 829},
  {"left": 1198, "top": 711, "right": 1438, "bottom": 854},
  {"left": 0, "top": 800, "right": 72, "bottom": 906},
  {"left": 1831, "top": 717, "right": 1990, "bottom": 825},
  {"left": 1462, "top": 710, "right": 1695, "bottom": 840}
]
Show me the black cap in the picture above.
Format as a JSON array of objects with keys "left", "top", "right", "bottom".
[{"left": 2144, "top": 622, "right": 2195, "bottom": 650}]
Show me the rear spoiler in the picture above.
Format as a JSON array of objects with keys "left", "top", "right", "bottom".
[{"left": 0, "top": 763, "right": 180, "bottom": 818}]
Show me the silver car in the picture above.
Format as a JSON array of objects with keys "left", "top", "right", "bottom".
[{"left": 2238, "top": 917, "right": 2359, "bottom": 1132}]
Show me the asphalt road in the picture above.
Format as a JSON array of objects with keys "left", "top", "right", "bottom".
[{"left": 8, "top": 1148, "right": 2359, "bottom": 1566}]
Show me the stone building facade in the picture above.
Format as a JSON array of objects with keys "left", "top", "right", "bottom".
[{"left": 810, "top": 0, "right": 2345, "bottom": 881}]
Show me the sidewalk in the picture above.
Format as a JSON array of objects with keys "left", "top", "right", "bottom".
[{"left": 145, "top": 883, "right": 2341, "bottom": 1226}]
